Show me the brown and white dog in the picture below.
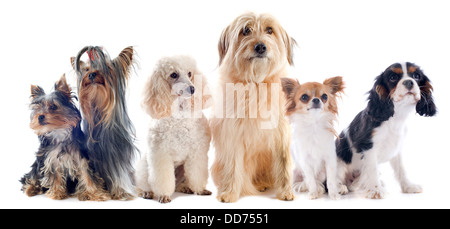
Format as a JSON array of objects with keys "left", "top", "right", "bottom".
[{"left": 210, "top": 12, "right": 297, "bottom": 202}]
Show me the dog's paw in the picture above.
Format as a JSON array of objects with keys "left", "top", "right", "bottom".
[
  {"left": 293, "top": 182, "right": 308, "bottom": 193},
  {"left": 328, "top": 191, "right": 341, "bottom": 200},
  {"left": 277, "top": 190, "right": 295, "bottom": 201},
  {"left": 308, "top": 191, "right": 321, "bottom": 200},
  {"left": 401, "top": 184, "right": 423, "bottom": 194},
  {"left": 197, "top": 189, "right": 212, "bottom": 195},
  {"left": 217, "top": 192, "right": 239, "bottom": 203},
  {"left": 365, "top": 186, "right": 386, "bottom": 199},
  {"left": 158, "top": 195, "right": 171, "bottom": 203},
  {"left": 77, "top": 191, "right": 110, "bottom": 201},
  {"left": 177, "top": 186, "right": 194, "bottom": 194},
  {"left": 139, "top": 191, "right": 154, "bottom": 199},
  {"left": 338, "top": 184, "right": 349, "bottom": 195}
]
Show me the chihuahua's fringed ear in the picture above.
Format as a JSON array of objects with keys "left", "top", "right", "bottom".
[
  {"left": 367, "top": 74, "right": 394, "bottom": 122},
  {"left": 30, "top": 85, "right": 45, "bottom": 100},
  {"left": 281, "top": 77, "right": 300, "bottom": 116},
  {"left": 54, "top": 74, "right": 74, "bottom": 100},
  {"left": 142, "top": 69, "right": 173, "bottom": 119},
  {"left": 323, "top": 76, "right": 345, "bottom": 95},
  {"left": 416, "top": 77, "right": 437, "bottom": 117}
]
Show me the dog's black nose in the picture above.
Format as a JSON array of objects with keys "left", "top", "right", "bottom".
[
  {"left": 254, "top": 43, "right": 267, "bottom": 55},
  {"left": 403, "top": 80, "right": 413, "bottom": 90},
  {"left": 88, "top": 72, "right": 97, "bottom": 80},
  {"left": 312, "top": 98, "right": 320, "bottom": 104},
  {"left": 189, "top": 86, "right": 195, "bottom": 94},
  {"left": 38, "top": 115, "right": 45, "bottom": 124}
]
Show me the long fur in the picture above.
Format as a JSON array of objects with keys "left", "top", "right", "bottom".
[
  {"left": 136, "top": 55, "right": 212, "bottom": 203},
  {"left": 211, "top": 12, "right": 296, "bottom": 202},
  {"left": 281, "top": 76, "right": 345, "bottom": 200},
  {"left": 20, "top": 75, "right": 109, "bottom": 201},
  {"left": 71, "top": 46, "right": 138, "bottom": 200},
  {"left": 335, "top": 62, "right": 436, "bottom": 199}
]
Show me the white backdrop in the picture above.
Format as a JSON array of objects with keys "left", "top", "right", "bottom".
[{"left": 1, "top": 0, "right": 449, "bottom": 209}]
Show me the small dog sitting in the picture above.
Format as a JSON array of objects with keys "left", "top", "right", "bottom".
[
  {"left": 136, "top": 55, "right": 212, "bottom": 203},
  {"left": 20, "top": 75, "right": 109, "bottom": 201},
  {"left": 336, "top": 62, "right": 436, "bottom": 199},
  {"left": 282, "top": 76, "right": 345, "bottom": 200},
  {"left": 71, "top": 46, "right": 138, "bottom": 200}
]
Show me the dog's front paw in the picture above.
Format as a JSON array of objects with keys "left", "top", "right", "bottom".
[
  {"left": 217, "top": 191, "right": 239, "bottom": 203},
  {"left": 158, "top": 195, "right": 171, "bottom": 203},
  {"left": 328, "top": 191, "right": 341, "bottom": 200},
  {"left": 293, "top": 182, "right": 308, "bottom": 193},
  {"left": 338, "top": 184, "right": 349, "bottom": 195},
  {"left": 197, "top": 189, "right": 212, "bottom": 195},
  {"left": 365, "top": 186, "right": 386, "bottom": 199},
  {"left": 402, "top": 184, "right": 423, "bottom": 194},
  {"left": 277, "top": 190, "right": 295, "bottom": 201}
]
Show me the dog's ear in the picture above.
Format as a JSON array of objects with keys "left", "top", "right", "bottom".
[
  {"left": 142, "top": 69, "right": 173, "bottom": 119},
  {"left": 218, "top": 25, "right": 231, "bottom": 66},
  {"left": 54, "top": 74, "right": 73, "bottom": 100},
  {"left": 416, "top": 76, "right": 437, "bottom": 117},
  {"left": 324, "top": 76, "right": 345, "bottom": 95},
  {"left": 280, "top": 28, "right": 297, "bottom": 66},
  {"left": 30, "top": 85, "right": 45, "bottom": 100},
  {"left": 367, "top": 74, "right": 394, "bottom": 122},
  {"left": 280, "top": 77, "right": 299, "bottom": 99},
  {"left": 281, "top": 77, "right": 300, "bottom": 116},
  {"left": 70, "top": 56, "right": 85, "bottom": 71},
  {"left": 113, "top": 46, "right": 134, "bottom": 76}
]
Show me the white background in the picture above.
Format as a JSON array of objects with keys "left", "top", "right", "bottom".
[{"left": 1, "top": 0, "right": 449, "bottom": 209}]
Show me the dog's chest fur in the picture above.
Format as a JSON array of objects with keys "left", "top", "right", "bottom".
[
  {"left": 148, "top": 115, "right": 210, "bottom": 166},
  {"left": 363, "top": 102, "right": 414, "bottom": 163},
  {"left": 290, "top": 112, "right": 335, "bottom": 162}
]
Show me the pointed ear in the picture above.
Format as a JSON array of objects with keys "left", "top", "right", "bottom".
[
  {"left": 416, "top": 79, "right": 437, "bottom": 117},
  {"left": 71, "top": 56, "right": 85, "bottom": 71},
  {"left": 30, "top": 85, "right": 45, "bottom": 100},
  {"left": 113, "top": 46, "right": 134, "bottom": 78},
  {"left": 323, "top": 76, "right": 345, "bottom": 95},
  {"left": 218, "top": 26, "right": 231, "bottom": 66},
  {"left": 280, "top": 77, "right": 299, "bottom": 99},
  {"left": 55, "top": 74, "right": 72, "bottom": 100}
]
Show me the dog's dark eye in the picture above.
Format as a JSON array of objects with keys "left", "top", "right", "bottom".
[
  {"left": 300, "top": 94, "right": 309, "bottom": 102},
  {"left": 412, "top": 73, "right": 420, "bottom": 80},
  {"left": 188, "top": 72, "right": 192, "bottom": 78},
  {"left": 321, "top": 94, "right": 328, "bottom": 102},
  {"left": 49, "top": 104, "right": 58, "bottom": 111},
  {"left": 389, "top": 74, "right": 399, "bottom": 82},
  {"left": 243, "top": 27, "right": 251, "bottom": 36},
  {"left": 170, "top": 72, "right": 178, "bottom": 79},
  {"left": 266, "top": 27, "right": 273, "bottom": 35}
]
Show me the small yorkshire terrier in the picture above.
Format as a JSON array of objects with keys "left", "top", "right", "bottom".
[
  {"left": 20, "top": 75, "right": 109, "bottom": 201},
  {"left": 281, "top": 76, "right": 345, "bottom": 200},
  {"left": 136, "top": 55, "right": 212, "bottom": 203},
  {"left": 71, "top": 46, "right": 138, "bottom": 200}
]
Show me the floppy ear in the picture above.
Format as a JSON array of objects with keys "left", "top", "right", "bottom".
[
  {"left": 323, "top": 76, "right": 345, "bottom": 95},
  {"left": 142, "top": 70, "right": 173, "bottom": 119},
  {"left": 30, "top": 85, "right": 45, "bottom": 100},
  {"left": 367, "top": 74, "right": 394, "bottom": 122},
  {"left": 54, "top": 74, "right": 73, "bottom": 100},
  {"left": 280, "top": 28, "right": 297, "bottom": 66},
  {"left": 416, "top": 77, "right": 437, "bottom": 117},
  {"left": 218, "top": 25, "right": 231, "bottom": 66}
]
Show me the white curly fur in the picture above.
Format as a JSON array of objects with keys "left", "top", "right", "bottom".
[{"left": 136, "top": 55, "right": 212, "bottom": 203}]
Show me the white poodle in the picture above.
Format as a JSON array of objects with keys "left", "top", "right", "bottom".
[{"left": 136, "top": 55, "right": 212, "bottom": 203}]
